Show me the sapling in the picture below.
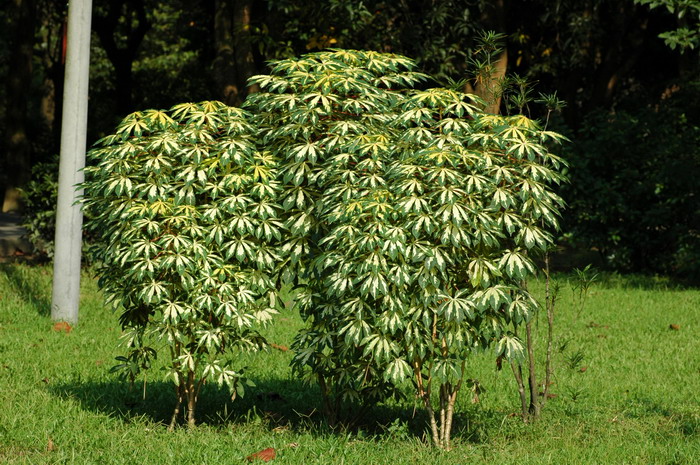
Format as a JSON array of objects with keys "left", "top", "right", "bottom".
[{"left": 572, "top": 264, "right": 598, "bottom": 321}]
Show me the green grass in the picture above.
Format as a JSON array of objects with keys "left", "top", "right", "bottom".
[{"left": 1, "top": 262, "right": 699, "bottom": 464}]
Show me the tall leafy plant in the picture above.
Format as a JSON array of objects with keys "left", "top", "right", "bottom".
[
  {"left": 245, "top": 49, "right": 429, "bottom": 424},
  {"left": 246, "top": 50, "right": 567, "bottom": 447},
  {"left": 82, "top": 101, "right": 282, "bottom": 429},
  {"left": 320, "top": 88, "right": 567, "bottom": 447}
]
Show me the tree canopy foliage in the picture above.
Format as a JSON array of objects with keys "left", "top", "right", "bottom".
[{"left": 2, "top": 0, "right": 699, "bottom": 276}]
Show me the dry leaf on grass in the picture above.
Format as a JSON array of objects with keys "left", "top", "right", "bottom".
[
  {"left": 669, "top": 324, "right": 680, "bottom": 331},
  {"left": 52, "top": 322, "right": 72, "bottom": 333},
  {"left": 246, "top": 447, "right": 276, "bottom": 462},
  {"left": 270, "top": 343, "right": 289, "bottom": 352}
]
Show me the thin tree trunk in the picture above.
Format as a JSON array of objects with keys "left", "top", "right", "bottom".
[
  {"left": 542, "top": 252, "right": 555, "bottom": 407},
  {"left": 413, "top": 360, "right": 440, "bottom": 447},
  {"left": 471, "top": 50, "right": 508, "bottom": 114},
  {"left": 466, "top": 0, "right": 508, "bottom": 114},
  {"left": 169, "top": 382, "right": 184, "bottom": 431},
  {"left": 443, "top": 390, "right": 458, "bottom": 451},
  {"left": 424, "top": 392, "right": 439, "bottom": 448},
  {"left": 186, "top": 370, "right": 197, "bottom": 428},
  {"left": 232, "top": 0, "right": 259, "bottom": 99},
  {"left": 213, "top": 0, "right": 259, "bottom": 106},
  {"left": 317, "top": 374, "right": 337, "bottom": 428},
  {"left": 93, "top": 0, "right": 150, "bottom": 116},
  {"left": 439, "top": 384, "right": 447, "bottom": 444},
  {"left": 213, "top": 0, "right": 237, "bottom": 105},
  {"left": 2, "top": 0, "right": 37, "bottom": 212},
  {"left": 510, "top": 360, "right": 528, "bottom": 420},
  {"left": 442, "top": 363, "right": 465, "bottom": 451},
  {"left": 525, "top": 321, "right": 540, "bottom": 417}
]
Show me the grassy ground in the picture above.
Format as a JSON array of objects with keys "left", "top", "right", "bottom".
[{"left": 1, "top": 262, "right": 699, "bottom": 464}]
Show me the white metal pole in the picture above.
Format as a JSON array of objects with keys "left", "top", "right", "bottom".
[{"left": 51, "top": 0, "right": 93, "bottom": 324}]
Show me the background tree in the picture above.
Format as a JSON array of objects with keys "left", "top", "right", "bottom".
[
  {"left": 1, "top": 0, "right": 698, "bottom": 277},
  {"left": 2, "top": 0, "right": 36, "bottom": 212},
  {"left": 635, "top": 0, "right": 700, "bottom": 51}
]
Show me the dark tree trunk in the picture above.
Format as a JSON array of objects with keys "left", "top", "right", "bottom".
[
  {"left": 2, "top": 0, "right": 37, "bottom": 212},
  {"left": 465, "top": 0, "right": 508, "bottom": 114},
  {"left": 38, "top": 8, "right": 68, "bottom": 156},
  {"left": 93, "top": 0, "right": 150, "bottom": 116},
  {"left": 213, "top": 0, "right": 258, "bottom": 107},
  {"left": 586, "top": 2, "right": 646, "bottom": 114}
]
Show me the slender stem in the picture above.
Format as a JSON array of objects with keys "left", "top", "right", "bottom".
[
  {"left": 439, "top": 384, "right": 446, "bottom": 444},
  {"left": 186, "top": 369, "right": 197, "bottom": 428},
  {"left": 510, "top": 360, "right": 528, "bottom": 421},
  {"left": 543, "top": 252, "right": 555, "bottom": 407},
  {"left": 444, "top": 389, "right": 459, "bottom": 451},
  {"left": 413, "top": 359, "right": 439, "bottom": 447},
  {"left": 168, "top": 382, "right": 183, "bottom": 432},
  {"left": 443, "top": 360, "right": 465, "bottom": 449},
  {"left": 526, "top": 321, "right": 540, "bottom": 417},
  {"left": 318, "top": 373, "right": 336, "bottom": 428},
  {"left": 168, "top": 341, "right": 182, "bottom": 432}
]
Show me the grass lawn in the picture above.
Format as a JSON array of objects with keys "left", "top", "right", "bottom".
[{"left": 1, "top": 262, "right": 699, "bottom": 464}]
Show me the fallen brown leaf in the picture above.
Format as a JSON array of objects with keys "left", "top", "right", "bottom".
[
  {"left": 247, "top": 447, "right": 276, "bottom": 462},
  {"left": 52, "top": 322, "right": 72, "bottom": 333},
  {"left": 42, "top": 377, "right": 50, "bottom": 384},
  {"left": 270, "top": 343, "right": 289, "bottom": 352},
  {"left": 47, "top": 437, "right": 55, "bottom": 452},
  {"left": 669, "top": 324, "right": 680, "bottom": 331},
  {"left": 579, "top": 366, "right": 588, "bottom": 373},
  {"left": 587, "top": 321, "right": 609, "bottom": 329}
]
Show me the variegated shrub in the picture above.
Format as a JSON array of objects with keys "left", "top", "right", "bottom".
[
  {"left": 245, "top": 50, "right": 432, "bottom": 425},
  {"left": 246, "top": 50, "right": 567, "bottom": 448},
  {"left": 82, "top": 101, "right": 282, "bottom": 429}
]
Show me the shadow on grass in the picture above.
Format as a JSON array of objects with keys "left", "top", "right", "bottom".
[
  {"left": 48, "top": 375, "right": 496, "bottom": 443},
  {"left": 623, "top": 396, "right": 700, "bottom": 438},
  {"left": 0, "top": 263, "right": 52, "bottom": 316},
  {"left": 49, "top": 376, "right": 320, "bottom": 430}
]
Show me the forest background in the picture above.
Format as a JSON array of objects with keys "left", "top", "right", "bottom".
[{"left": 1, "top": 0, "right": 699, "bottom": 280}]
